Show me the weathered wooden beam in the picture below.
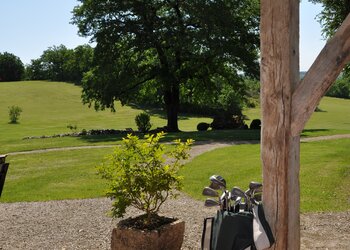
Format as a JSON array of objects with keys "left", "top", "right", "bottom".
[
  {"left": 291, "top": 13, "right": 350, "bottom": 136},
  {"left": 260, "top": 0, "right": 300, "bottom": 249}
]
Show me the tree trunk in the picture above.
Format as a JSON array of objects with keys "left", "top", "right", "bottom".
[{"left": 164, "top": 83, "right": 180, "bottom": 132}]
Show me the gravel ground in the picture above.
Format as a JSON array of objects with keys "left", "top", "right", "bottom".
[{"left": 0, "top": 195, "right": 349, "bottom": 250}]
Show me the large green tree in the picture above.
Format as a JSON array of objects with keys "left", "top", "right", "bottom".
[
  {"left": 0, "top": 52, "right": 24, "bottom": 82},
  {"left": 72, "top": 0, "right": 259, "bottom": 132}
]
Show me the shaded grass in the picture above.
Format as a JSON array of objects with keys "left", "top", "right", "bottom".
[{"left": 181, "top": 139, "right": 350, "bottom": 212}]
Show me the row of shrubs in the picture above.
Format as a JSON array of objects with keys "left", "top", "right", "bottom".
[
  {"left": 197, "top": 118, "right": 261, "bottom": 131},
  {"left": 23, "top": 111, "right": 261, "bottom": 140}
]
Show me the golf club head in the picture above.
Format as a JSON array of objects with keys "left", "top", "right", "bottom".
[
  {"left": 249, "top": 181, "right": 262, "bottom": 191},
  {"left": 209, "top": 182, "right": 220, "bottom": 190},
  {"left": 202, "top": 187, "right": 219, "bottom": 197},
  {"left": 209, "top": 175, "right": 226, "bottom": 190},
  {"left": 231, "top": 186, "right": 246, "bottom": 199},
  {"left": 204, "top": 198, "right": 220, "bottom": 207}
]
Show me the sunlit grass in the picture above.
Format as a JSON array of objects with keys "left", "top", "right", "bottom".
[
  {"left": 181, "top": 139, "right": 350, "bottom": 212},
  {"left": 1, "top": 148, "right": 111, "bottom": 202}
]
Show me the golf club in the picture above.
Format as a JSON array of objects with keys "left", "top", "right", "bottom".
[
  {"left": 204, "top": 198, "right": 221, "bottom": 207},
  {"left": 202, "top": 187, "right": 219, "bottom": 198},
  {"left": 232, "top": 186, "right": 249, "bottom": 211},
  {"left": 249, "top": 181, "right": 262, "bottom": 191},
  {"left": 209, "top": 175, "right": 226, "bottom": 190}
]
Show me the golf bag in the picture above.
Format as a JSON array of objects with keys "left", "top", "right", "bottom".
[
  {"left": 201, "top": 203, "right": 274, "bottom": 250},
  {"left": 252, "top": 203, "right": 274, "bottom": 250}
]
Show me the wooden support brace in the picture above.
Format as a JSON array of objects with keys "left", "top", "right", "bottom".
[{"left": 292, "top": 13, "right": 350, "bottom": 136}]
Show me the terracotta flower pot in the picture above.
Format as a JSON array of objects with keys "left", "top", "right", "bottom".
[{"left": 111, "top": 219, "right": 185, "bottom": 250}]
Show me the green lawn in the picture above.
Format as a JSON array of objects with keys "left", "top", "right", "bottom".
[
  {"left": 1, "top": 81, "right": 350, "bottom": 212},
  {"left": 2, "top": 139, "right": 349, "bottom": 212},
  {"left": 181, "top": 139, "right": 350, "bottom": 212},
  {"left": 1, "top": 148, "right": 111, "bottom": 202},
  {"left": 0, "top": 81, "right": 211, "bottom": 153},
  {"left": 244, "top": 96, "right": 350, "bottom": 137}
]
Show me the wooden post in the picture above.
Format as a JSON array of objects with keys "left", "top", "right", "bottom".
[
  {"left": 261, "top": 0, "right": 350, "bottom": 248},
  {"left": 260, "top": 0, "right": 300, "bottom": 249}
]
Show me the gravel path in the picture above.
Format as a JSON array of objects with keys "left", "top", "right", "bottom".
[
  {"left": 0, "top": 195, "right": 349, "bottom": 250},
  {"left": 1, "top": 136, "right": 350, "bottom": 249}
]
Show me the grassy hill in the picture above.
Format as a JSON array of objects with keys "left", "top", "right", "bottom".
[
  {"left": 0, "top": 81, "right": 212, "bottom": 132},
  {"left": 1, "top": 80, "right": 350, "bottom": 153},
  {"left": 0, "top": 81, "right": 211, "bottom": 153}
]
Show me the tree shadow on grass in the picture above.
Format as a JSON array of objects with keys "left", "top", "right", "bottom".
[
  {"left": 78, "top": 134, "right": 125, "bottom": 143},
  {"left": 127, "top": 103, "right": 210, "bottom": 121},
  {"left": 77, "top": 129, "right": 261, "bottom": 144},
  {"left": 301, "top": 129, "right": 330, "bottom": 137},
  {"left": 163, "top": 129, "right": 261, "bottom": 142}
]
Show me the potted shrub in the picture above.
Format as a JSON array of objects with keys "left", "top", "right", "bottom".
[{"left": 97, "top": 132, "right": 193, "bottom": 250}]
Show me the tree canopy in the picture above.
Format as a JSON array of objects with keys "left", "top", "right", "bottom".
[
  {"left": 310, "top": 0, "right": 350, "bottom": 75},
  {"left": 0, "top": 52, "right": 24, "bottom": 82},
  {"left": 72, "top": 0, "right": 260, "bottom": 132},
  {"left": 310, "top": 0, "right": 350, "bottom": 38}
]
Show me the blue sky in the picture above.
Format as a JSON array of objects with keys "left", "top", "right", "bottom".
[{"left": 0, "top": 0, "right": 325, "bottom": 71}]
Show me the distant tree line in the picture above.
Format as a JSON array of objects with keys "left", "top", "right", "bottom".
[
  {"left": 326, "top": 75, "right": 350, "bottom": 99},
  {"left": 0, "top": 44, "right": 93, "bottom": 84},
  {"left": 26, "top": 44, "right": 93, "bottom": 84},
  {"left": 0, "top": 52, "right": 24, "bottom": 81}
]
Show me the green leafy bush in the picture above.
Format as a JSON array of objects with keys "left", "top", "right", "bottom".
[
  {"left": 197, "top": 122, "right": 210, "bottom": 131},
  {"left": 97, "top": 132, "right": 193, "bottom": 225},
  {"left": 8, "top": 105, "right": 22, "bottom": 123},
  {"left": 249, "top": 119, "right": 261, "bottom": 130},
  {"left": 135, "top": 112, "right": 152, "bottom": 133}
]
